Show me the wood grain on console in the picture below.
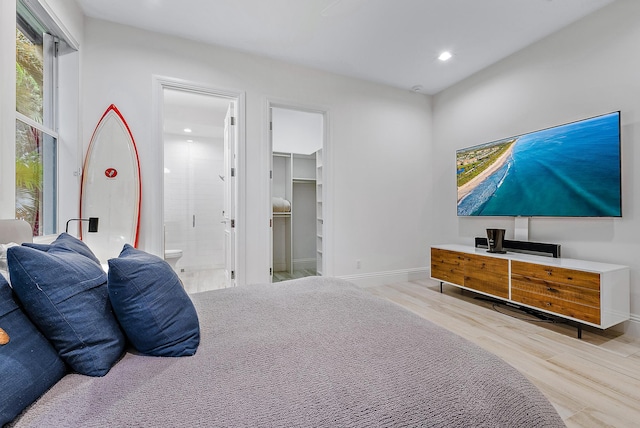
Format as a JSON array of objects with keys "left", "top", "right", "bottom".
[
  {"left": 464, "top": 254, "right": 509, "bottom": 299},
  {"left": 430, "top": 248, "right": 465, "bottom": 286},
  {"left": 511, "top": 261, "right": 601, "bottom": 324}
]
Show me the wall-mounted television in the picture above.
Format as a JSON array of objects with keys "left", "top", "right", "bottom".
[{"left": 456, "top": 111, "right": 621, "bottom": 217}]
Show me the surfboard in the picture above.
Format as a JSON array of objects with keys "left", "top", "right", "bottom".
[{"left": 80, "top": 104, "right": 141, "bottom": 263}]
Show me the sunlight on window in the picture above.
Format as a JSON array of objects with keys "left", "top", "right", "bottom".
[
  {"left": 16, "top": 28, "right": 44, "bottom": 123},
  {"left": 16, "top": 10, "right": 57, "bottom": 236},
  {"left": 15, "top": 121, "right": 57, "bottom": 236}
]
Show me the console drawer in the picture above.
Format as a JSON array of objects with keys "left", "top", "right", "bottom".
[
  {"left": 464, "top": 254, "right": 509, "bottom": 299},
  {"left": 511, "top": 261, "right": 601, "bottom": 324},
  {"left": 511, "top": 261, "right": 600, "bottom": 291},
  {"left": 431, "top": 248, "right": 465, "bottom": 286},
  {"left": 511, "top": 287, "right": 600, "bottom": 324},
  {"left": 510, "top": 275, "right": 600, "bottom": 308}
]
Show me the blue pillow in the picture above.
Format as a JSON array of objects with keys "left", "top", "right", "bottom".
[
  {"left": 0, "top": 276, "right": 66, "bottom": 425},
  {"left": 108, "top": 244, "right": 200, "bottom": 357},
  {"left": 22, "top": 232, "right": 101, "bottom": 265},
  {"left": 7, "top": 245, "right": 125, "bottom": 376},
  {"left": 19, "top": 242, "right": 50, "bottom": 252}
]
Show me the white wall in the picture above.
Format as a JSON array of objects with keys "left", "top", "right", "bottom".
[
  {"left": 272, "top": 107, "right": 323, "bottom": 155},
  {"left": 432, "top": 0, "right": 640, "bottom": 334},
  {"left": 0, "top": 1, "right": 16, "bottom": 219},
  {"left": 81, "top": 18, "right": 432, "bottom": 285}
]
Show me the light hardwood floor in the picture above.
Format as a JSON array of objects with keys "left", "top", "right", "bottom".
[
  {"left": 367, "top": 279, "right": 640, "bottom": 428},
  {"left": 272, "top": 269, "right": 317, "bottom": 282}
]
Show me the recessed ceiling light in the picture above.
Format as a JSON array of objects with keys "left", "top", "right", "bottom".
[
  {"left": 187, "top": 139, "right": 193, "bottom": 143},
  {"left": 438, "top": 51, "right": 452, "bottom": 62},
  {"left": 184, "top": 128, "right": 192, "bottom": 133}
]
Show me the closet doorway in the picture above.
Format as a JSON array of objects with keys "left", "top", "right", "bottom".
[
  {"left": 163, "top": 88, "right": 237, "bottom": 293},
  {"left": 270, "top": 106, "right": 325, "bottom": 282}
]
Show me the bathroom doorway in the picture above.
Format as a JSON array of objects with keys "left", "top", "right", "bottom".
[
  {"left": 270, "top": 105, "right": 325, "bottom": 282},
  {"left": 163, "top": 88, "right": 237, "bottom": 293}
]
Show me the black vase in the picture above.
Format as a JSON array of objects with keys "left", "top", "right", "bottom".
[{"left": 486, "top": 229, "right": 506, "bottom": 253}]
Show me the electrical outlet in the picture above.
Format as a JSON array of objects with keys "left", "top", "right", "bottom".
[{"left": 356, "top": 259, "right": 361, "bottom": 269}]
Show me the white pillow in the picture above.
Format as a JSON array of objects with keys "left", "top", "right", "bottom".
[{"left": 0, "top": 243, "right": 18, "bottom": 285}]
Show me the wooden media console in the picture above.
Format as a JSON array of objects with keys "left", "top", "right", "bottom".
[{"left": 430, "top": 244, "right": 630, "bottom": 338}]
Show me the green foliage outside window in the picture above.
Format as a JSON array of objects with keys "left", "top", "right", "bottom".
[
  {"left": 16, "top": 29, "right": 43, "bottom": 122},
  {"left": 16, "top": 28, "right": 45, "bottom": 235}
]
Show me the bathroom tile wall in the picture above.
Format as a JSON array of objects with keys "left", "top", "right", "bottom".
[{"left": 164, "top": 138, "right": 225, "bottom": 271}]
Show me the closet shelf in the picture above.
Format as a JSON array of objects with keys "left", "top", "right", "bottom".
[
  {"left": 273, "top": 212, "right": 291, "bottom": 217},
  {"left": 292, "top": 178, "right": 316, "bottom": 183}
]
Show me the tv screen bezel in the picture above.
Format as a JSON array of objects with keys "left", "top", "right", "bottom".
[{"left": 456, "top": 111, "right": 622, "bottom": 218}]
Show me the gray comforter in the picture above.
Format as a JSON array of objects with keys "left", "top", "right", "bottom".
[{"left": 11, "top": 277, "right": 564, "bottom": 427}]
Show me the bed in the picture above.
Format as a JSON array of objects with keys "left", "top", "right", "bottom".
[{"left": 1, "top": 219, "right": 565, "bottom": 427}]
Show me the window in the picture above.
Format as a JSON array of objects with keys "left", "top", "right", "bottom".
[{"left": 15, "top": 0, "right": 60, "bottom": 236}]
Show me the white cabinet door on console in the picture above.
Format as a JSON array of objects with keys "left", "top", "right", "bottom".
[{"left": 430, "top": 245, "right": 630, "bottom": 331}]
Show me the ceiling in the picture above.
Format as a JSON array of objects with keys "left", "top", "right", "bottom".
[
  {"left": 163, "top": 89, "right": 231, "bottom": 143},
  {"left": 74, "top": 0, "right": 614, "bottom": 95}
]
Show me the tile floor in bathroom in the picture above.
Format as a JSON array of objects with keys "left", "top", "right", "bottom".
[
  {"left": 178, "top": 268, "right": 228, "bottom": 294},
  {"left": 178, "top": 268, "right": 318, "bottom": 293}
]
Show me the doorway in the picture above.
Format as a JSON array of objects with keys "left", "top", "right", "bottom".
[
  {"left": 270, "top": 105, "right": 325, "bottom": 282},
  {"left": 162, "top": 88, "right": 237, "bottom": 293}
]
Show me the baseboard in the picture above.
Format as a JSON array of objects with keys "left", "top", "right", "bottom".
[
  {"left": 338, "top": 268, "right": 429, "bottom": 288},
  {"left": 293, "top": 258, "right": 316, "bottom": 271},
  {"left": 618, "top": 314, "right": 640, "bottom": 338},
  {"left": 273, "top": 262, "right": 287, "bottom": 272}
]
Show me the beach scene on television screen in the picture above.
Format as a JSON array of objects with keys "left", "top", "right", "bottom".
[{"left": 456, "top": 112, "right": 621, "bottom": 217}]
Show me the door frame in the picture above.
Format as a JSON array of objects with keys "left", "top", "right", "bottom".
[
  {"left": 152, "top": 75, "right": 246, "bottom": 285},
  {"left": 266, "top": 99, "right": 331, "bottom": 279}
]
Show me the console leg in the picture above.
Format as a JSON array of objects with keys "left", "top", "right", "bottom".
[
  {"left": 439, "top": 282, "right": 443, "bottom": 293},
  {"left": 577, "top": 325, "right": 582, "bottom": 339}
]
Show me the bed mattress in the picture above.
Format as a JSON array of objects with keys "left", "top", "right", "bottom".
[{"left": 10, "top": 277, "right": 564, "bottom": 427}]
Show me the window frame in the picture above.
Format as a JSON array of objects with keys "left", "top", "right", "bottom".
[{"left": 15, "top": 0, "right": 77, "bottom": 237}]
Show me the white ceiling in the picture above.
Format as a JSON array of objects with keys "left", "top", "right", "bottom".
[
  {"left": 74, "top": 0, "right": 614, "bottom": 95},
  {"left": 163, "top": 89, "right": 231, "bottom": 143}
]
